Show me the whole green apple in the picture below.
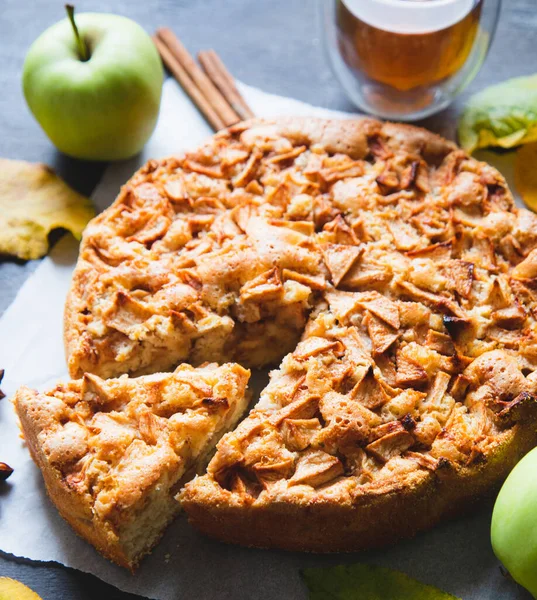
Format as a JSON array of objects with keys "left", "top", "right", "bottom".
[
  {"left": 492, "top": 446, "right": 537, "bottom": 598},
  {"left": 22, "top": 6, "right": 163, "bottom": 160}
]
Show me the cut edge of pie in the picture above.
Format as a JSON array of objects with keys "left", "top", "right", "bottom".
[{"left": 13, "top": 362, "right": 250, "bottom": 569}]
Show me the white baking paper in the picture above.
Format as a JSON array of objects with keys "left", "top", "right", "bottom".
[{"left": 0, "top": 78, "right": 525, "bottom": 600}]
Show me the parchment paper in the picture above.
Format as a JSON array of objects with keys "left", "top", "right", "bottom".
[{"left": 0, "top": 78, "right": 529, "bottom": 600}]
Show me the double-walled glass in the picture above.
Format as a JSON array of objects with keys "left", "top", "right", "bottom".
[{"left": 322, "top": 0, "right": 501, "bottom": 121}]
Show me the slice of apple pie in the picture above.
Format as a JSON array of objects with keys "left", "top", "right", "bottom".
[{"left": 14, "top": 362, "right": 249, "bottom": 569}]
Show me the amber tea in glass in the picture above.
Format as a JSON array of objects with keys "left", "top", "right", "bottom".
[{"left": 322, "top": 0, "right": 501, "bottom": 120}]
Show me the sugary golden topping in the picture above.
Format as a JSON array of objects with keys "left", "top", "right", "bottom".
[
  {"left": 201, "top": 317, "right": 537, "bottom": 504},
  {"left": 62, "top": 119, "right": 479, "bottom": 379},
  {"left": 15, "top": 363, "right": 249, "bottom": 527},
  {"left": 66, "top": 117, "right": 537, "bottom": 504}
]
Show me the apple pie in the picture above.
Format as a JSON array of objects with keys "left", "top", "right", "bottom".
[
  {"left": 181, "top": 307, "right": 537, "bottom": 551},
  {"left": 17, "top": 117, "right": 537, "bottom": 562},
  {"left": 14, "top": 362, "right": 249, "bottom": 569}
]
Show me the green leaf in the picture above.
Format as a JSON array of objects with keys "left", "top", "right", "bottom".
[
  {"left": 458, "top": 74, "right": 537, "bottom": 153},
  {"left": 301, "top": 564, "right": 461, "bottom": 600}
]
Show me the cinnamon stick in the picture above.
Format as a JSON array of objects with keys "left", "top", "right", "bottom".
[
  {"left": 156, "top": 28, "right": 241, "bottom": 128},
  {"left": 198, "top": 50, "right": 255, "bottom": 121},
  {"left": 152, "top": 35, "right": 225, "bottom": 131}
]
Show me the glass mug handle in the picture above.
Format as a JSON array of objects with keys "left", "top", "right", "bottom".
[{"left": 321, "top": 0, "right": 502, "bottom": 121}]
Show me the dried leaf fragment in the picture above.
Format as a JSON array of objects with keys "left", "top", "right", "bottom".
[{"left": 0, "top": 159, "right": 95, "bottom": 260}]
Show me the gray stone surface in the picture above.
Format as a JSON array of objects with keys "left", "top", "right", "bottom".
[{"left": 0, "top": 0, "right": 536, "bottom": 598}]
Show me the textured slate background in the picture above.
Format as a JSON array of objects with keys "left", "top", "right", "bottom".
[{"left": 0, "top": 0, "right": 536, "bottom": 598}]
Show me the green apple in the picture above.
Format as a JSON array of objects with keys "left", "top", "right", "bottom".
[
  {"left": 491, "top": 446, "right": 537, "bottom": 598},
  {"left": 22, "top": 6, "right": 163, "bottom": 161}
]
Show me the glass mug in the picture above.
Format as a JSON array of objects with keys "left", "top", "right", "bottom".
[{"left": 321, "top": 0, "right": 501, "bottom": 121}]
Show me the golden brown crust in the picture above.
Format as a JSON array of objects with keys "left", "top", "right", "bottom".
[
  {"left": 14, "top": 363, "right": 250, "bottom": 569},
  {"left": 264, "top": 117, "right": 456, "bottom": 162},
  {"left": 181, "top": 418, "right": 537, "bottom": 552}
]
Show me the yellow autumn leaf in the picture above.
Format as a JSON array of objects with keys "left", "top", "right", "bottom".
[
  {"left": 515, "top": 142, "right": 537, "bottom": 213},
  {"left": 0, "top": 577, "right": 43, "bottom": 600},
  {"left": 0, "top": 158, "right": 95, "bottom": 260}
]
